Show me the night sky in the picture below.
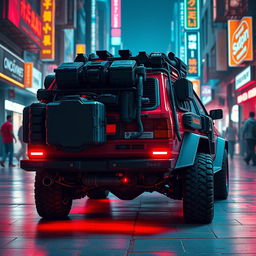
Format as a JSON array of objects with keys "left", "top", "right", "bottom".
[{"left": 122, "top": 0, "right": 172, "bottom": 55}]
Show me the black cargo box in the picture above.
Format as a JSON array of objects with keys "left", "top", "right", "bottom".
[
  {"left": 55, "top": 62, "right": 84, "bottom": 90},
  {"left": 46, "top": 98, "right": 106, "bottom": 150}
]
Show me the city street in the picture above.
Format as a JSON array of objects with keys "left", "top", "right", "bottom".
[{"left": 0, "top": 156, "right": 255, "bottom": 255}]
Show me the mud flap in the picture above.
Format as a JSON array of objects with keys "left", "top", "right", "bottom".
[
  {"left": 213, "top": 137, "right": 226, "bottom": 173},
  {"left": 175, "top": 132, "right": 201, "bottom": 169}
]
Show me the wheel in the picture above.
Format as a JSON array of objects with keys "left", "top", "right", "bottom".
[
  {"left": 87, "top": 189, "right": 109, "bottom": 199},
  {"left": 183, "top": 153, "right": 214, "bottom": 224},
  {"left": 214, "top": 150, "right": 229, "bottom": 200},
  {"left": 35, "top": 171, "right": 72, "bottom": 219}
]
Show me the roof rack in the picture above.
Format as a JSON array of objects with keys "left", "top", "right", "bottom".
[{"left": 75, "top": 50, "right": 187, "bottom": 79}]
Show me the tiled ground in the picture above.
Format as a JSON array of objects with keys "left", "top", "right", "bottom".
[{"left": 0, "top": 156, "right": 256, "bottom": 255}]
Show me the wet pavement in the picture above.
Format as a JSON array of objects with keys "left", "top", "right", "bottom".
[{"left": 0, "top": 156, "right": 256, "bottom": 256}]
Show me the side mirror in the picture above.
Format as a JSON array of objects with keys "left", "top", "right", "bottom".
[
  {"left": 173, "top": 78, "right": 194, "bottom": 101},
  {"left": 209, "top": 109, "right": 223, "bottom": 120}
]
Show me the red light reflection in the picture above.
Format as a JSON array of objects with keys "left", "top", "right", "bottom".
[
  {"left": 37, "top": 218, "right": 169, "bottom": 235},
  {"left": 37, "top": 198, "right": 175, "bottom": 236}
]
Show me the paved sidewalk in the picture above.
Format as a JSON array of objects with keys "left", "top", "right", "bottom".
[{"left": 0, "top": 156, "right": 255, "bottom": 255}]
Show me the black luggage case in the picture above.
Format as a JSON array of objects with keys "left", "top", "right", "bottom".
[{"left": 46, "top": 97, "right": 106, "bottom": 150}]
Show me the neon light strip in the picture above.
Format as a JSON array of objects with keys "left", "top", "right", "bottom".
[
  {"left": 30, "top": 152, "right": 44, "bottom": 156},
  {"left": 0, "top": 72, "right": 24, "bottom": 88},
  {"left": 152, "top": 152, "right": 168, "bottom": 155}
]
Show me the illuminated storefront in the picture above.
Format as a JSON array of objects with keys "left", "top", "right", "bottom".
[
  {"left": 0, "top": 44, "right": 38, "bottom": 155},
  {"left": 235, "top": 66, "right": 256, "bottom": 122}
]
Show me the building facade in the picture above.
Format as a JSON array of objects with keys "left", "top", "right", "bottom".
[{"left": 200, "top": 0, "right": 256, "bottom": 141}]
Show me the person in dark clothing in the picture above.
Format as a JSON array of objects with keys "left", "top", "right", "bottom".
[
  {"left": 225, "top": 121, "right": 237, "bottom": 160},
  {"left": 243, "top": 112, "right": 256, "bottom": 166},
  {"left": 0, "top": 115, "right": 17, "bottom": 167}
]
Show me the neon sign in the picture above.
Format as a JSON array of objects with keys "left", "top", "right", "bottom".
[
  {"left": 40, "top": 0, "right": 55, "bottom": 60},
  {"left": 20, "top": 0, "right": 42, "bottom": 39},
  {"left": 184, "top": 0, "right": 199, "bottom": 29},
  {"left": 228, "top": 17, "right": 253, "bottom": 67},
  {"left": 111, "top": 0, "right": 121, "bottom": 46},
  {"left": 185, "top": 31, "right": 200, "bottom": 77},
  {"left": 4, "top": 0, "right": 42, "bottom": 47},
  {"left": 237, "top": 86, "right": 256, "bottom": 104}
]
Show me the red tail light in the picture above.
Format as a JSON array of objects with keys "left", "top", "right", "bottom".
[
  {"left": 28, "top": 150, "right": 45, "bottom": 159},
  {"left": 144, "top": 119, "right": 172, "bottom": 139},
  {"left": 150, "top": 149, "right": 171, "bottom": 159}
]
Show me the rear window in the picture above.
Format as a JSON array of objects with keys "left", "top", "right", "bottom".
[{"left": 142, "top": 77, "right": 160, "bottom": 110}]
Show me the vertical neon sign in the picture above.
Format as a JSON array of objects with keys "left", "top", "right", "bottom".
[
  {"left": 184, "top": 0, "right": 199, "bottom": 30},
  {"left": 41, "top": 0, "right": 55, "bottom": 60},
  {"left": 111, "top": 0, "right": 121, "bottom": 45},
  {"left": 91, "top": 0, "right": 96, "bottom": 52}
]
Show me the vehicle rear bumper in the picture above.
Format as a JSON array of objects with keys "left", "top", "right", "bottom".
[{"left": 20, "top": 158, "right": 175, "bottom": 172}]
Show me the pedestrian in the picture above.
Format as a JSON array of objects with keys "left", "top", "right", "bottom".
[
  {"left": 16, "top": 125, "right": 26, "bottom": 161},
  {"left": 243, "top": 112, "right": 256, "bottom": 166},
  {"left": 225, "top": 120, "right": 237, "bottom": 160},
  {"left": 0, "top": 115, "right": 17, "bottom": 167},
  {"left": 239, "top": 121, "right": 246, "bottom": 157}
]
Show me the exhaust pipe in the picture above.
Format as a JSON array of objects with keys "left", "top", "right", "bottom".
[{"left": 42, "top": 176, "right": 54, "bottom": 187}]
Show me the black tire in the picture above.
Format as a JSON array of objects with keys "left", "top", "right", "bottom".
[
  {"left": 214, "top": 150, "right": 229, "bottom": 200},
  {"left": 183, "top": 153, "right": 214, "bottom": 224},
  {"left": 87, "top": 189, "right": 109, "bottom": 199},
  {"left": 35, "top": 171, "right": 72, "bottom": 219}
]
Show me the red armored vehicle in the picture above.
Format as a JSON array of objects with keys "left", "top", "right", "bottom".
[{"left": 21, "top": 50, "right": 229, "bottom": 223}]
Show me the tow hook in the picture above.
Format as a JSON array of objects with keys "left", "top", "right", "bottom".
[{"left": 42, "top": 176, "right": 54, "bottom": 187}]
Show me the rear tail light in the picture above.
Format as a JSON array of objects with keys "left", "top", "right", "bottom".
[
  {"left": 151, "top": 149, "right": 171, "bottom": 159},
  {"left": 122, "top": 118, "right": 172, "bottom": 139},
  {"left": 145, "top": 119, "right": 172, "bottom": 139},
  {"left": 28, "top": 150, "right": 45, "bottom": 159}
]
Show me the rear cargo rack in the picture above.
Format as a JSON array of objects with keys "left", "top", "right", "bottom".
[{"left": 40, "top": 50, "right": 187, "bottom": 141}]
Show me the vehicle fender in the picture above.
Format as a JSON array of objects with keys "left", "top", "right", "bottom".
[
  {"left": 213, "top": 137, "right": 227, "bottom": 173},
  {"left": 175, "top": 132, "right": 205, "bottom": 169}
]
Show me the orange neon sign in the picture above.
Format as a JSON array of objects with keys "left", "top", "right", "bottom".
[
  {"left": 40, "top": 0, "right": 55, "bottom": 61},
  {"left": 228, "top": 16, "right": 253, "bottom": 67},
  {"left": 24, "top": 63, "right": 33, "bottom": 88}
]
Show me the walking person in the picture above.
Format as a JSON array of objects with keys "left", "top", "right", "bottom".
[
  {"left": 225, "top": 120, "right": 237, "bottom": 160},
  {"left": 0, "top": 115, "right": 17, "bottom": 168},
  {"left": 239, "top": 121, "right": 246, "bottom": 157},
  {"left": 243, "top": 112, "right": 256, "bottom": 166},
  {"left": 16, "top": 125, "right": 26, "bottom": 161}
]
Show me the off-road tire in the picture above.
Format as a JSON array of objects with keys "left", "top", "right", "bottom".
[
  {"left": 183, "top": 153, "right": 214, "bottom": 224},
  {"left": 35, "top": 171, "right": 72, "bottom": 219},
  {"left": 214, "top": 150, "right": 229, "bottom": 200},
  {"left": 87, "top": 189, "right": 109, "bottom": 199}
]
